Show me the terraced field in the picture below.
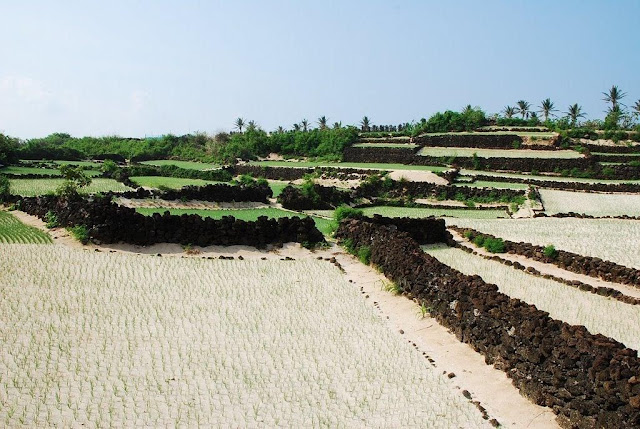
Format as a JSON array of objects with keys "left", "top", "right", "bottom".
[
  {"left": 9, "top": 178, "right": 132, "bottom": 196},
  {"left": 249, "top": 160, "right": 449, "bottom": 172},
  {"left": 445, "top": 217, "right": 640, "bottom": 269},
  {"left": 0, "top": 211, "right": 52, "bottom": 244},
  {"left": 418, "top": 147, "right": 581, "bottom": 159},
  {"left": 130, "top": 176, "right": 222, "bottom": 189},
  {"left": 459, "top": 169, "right": 640, "bottom": 184},
  {"left": 0, "top": 244, "right": 488, "bottom": 427},
  {"left": 140, "top": 160, "right": 220, "bottom": 170},
  {"left": 424, "top": 245, "right": 640, "bottom": 351},
  {"left": 539, "top": 189, "right": 640, "bottom": 216}
]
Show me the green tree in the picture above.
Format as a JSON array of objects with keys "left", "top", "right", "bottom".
[
  {"left": 0, "top": 134, "right": 20, "bottom": 165},
  {"left": 565, "top": 103, "right": 586, "bottom": 126},
  {"left": 234, "top": 117, "right": 245, "bottom": 133},
  {"left": 0, "top": 175, "right": 10, "bottom": 202},
  {"left": 56, "top": 165, "right": 92, "bottom": 197},
  {"left": 317, "top": 116, "right": 328, "bottom": 130},
  {"left": 633, "top": 100, "right": 640, "bottom": 120},
  {"left": 516, "top": 100, "right": 531, "bottom": 119},
  {"left": 538, "top": 98, "right": 557, "bottom": 122},
  {"left": 360, "top": 116, "right": 371, "bottom": 132},
  {"left": 301, "top": 119, "right": 309, "bottom": 132},
  {"left": 502, "top": 106, "right": 516, "bottom": 119},
  {"left": 602, "top": 85, "right": 626, "bottom": 112}
]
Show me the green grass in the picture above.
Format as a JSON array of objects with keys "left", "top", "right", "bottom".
[
  {"left": 455, "top": 181, "right": 529, "bottom": 190},
  {"left": 140, "top": 160, "right": 220, "bottom": 170},
  {"left": 1, "top": 166, "right": 62, "bottom": 176},
  {"left": 130, "top": 176, "right": 222, "bottom": 189},
  {"left": 359, "top": 206, "right": 510, "bottom": 219},
  {"left": 352, "top": 143, "right": 419, "bottom": 148},
  {"left": 425, "top": 131, "right": 557, "bottom": 138},
  {"left": 53, "top": 160, "right": 103, "bottom": 168},
  {"left": 268, "top": 180, "right": 291, "bottom": 198},
  {"left": 136, "top": 207, "right": 333, "bottom": 235},
  {"left": 9, "top": 178, "right": 132, "bottom": 196},
  {"left": 593, "top": 152, "right": 640, "bottom": 157},
  {"left": 417, "top": 147, "right": 582, "bottom": 159},
  {"left": 0, "top": 211, "right": 52, "bottom": 244},
  {"left": 249, "top": 160, "right": 449, "bottom": 172}
]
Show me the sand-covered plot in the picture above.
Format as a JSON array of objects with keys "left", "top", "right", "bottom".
[
  {"left": 0, "top": 245, "right": 487, "bottom": 428},
  {"left": 424, "top": 245, "right": 640, "bottom": 351},
  {"left": 539, "top": 189, "right": 640, "bottom": 216},
  {"left": 446, "top": 217, "right": 640, "bottom": 270}
]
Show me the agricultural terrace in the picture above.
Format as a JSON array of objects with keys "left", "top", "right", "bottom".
[
  {"left": 428, "top": 131, "right": 557, "bottom": 138},
  {"left": 136, "top": 207, "right": 334, "bottom": 235},
  {"left": 424, "top": 245, "right": 640, "bottom": 351},
  {"left": 1, "top": 166, "right": 102, "bottom": 177},
  {"left": 129, "top": 176, "right": 222, "bottom": 190},
  {"left": 0, "top": 245, "right": 488, "bottom": 428},
  {"left": 140, "top": 160, "right": 219, "bottom": 170},
  {"left": 0, "top": 211, "right": 52, "bottom": 244},
  {"left": 539, "top": 189, "right": 640, "bottom": 216},
  {"left": 303, "top": 206, "right": 509, "bottom": 220},
  {"left": 417, "top": 147, "right": 582, "bottom": 159},
  {"left": 248, "top": 160, "right": 449, "bottom": 172},
  {"left": 455, "top": 181, "right": 529, "bottom": 190},
  {"left": 446, "top": 217, "right": 640, "bottom": 270},
  {"left": 352, "top": 143, "right": 419, "bottom": 149},
  {"left": 459, "top": 169, "right": 640, "bottom": 185},
  {"left": 8, "top": 178, "right": 132, "bottom": 196}
]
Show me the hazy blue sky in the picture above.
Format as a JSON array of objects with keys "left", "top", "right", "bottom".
[{"left": 1, "top": 1, "right": 639, "bottom": 138}]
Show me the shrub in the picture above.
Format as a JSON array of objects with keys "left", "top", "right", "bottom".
[
  {"left": 473, "top": 235, "right": 486, "bottom": 247},
  {"left": 357, "top": 246, "right": 372, "bottom": 265},
  {"left": 334, "top": 205, "right": 363, "bottom": 222},
  {"left": 543, "top": 244, "right": 558, "bottom": 259},
  {"left": 0, "top": 175, "right": 10, "bottom": 202},
  {"left": 68, "top": 225, "right": 89, "bottom": 244},
  {"left": 483, "top": 237, "right": 505, "bottom": 253},
  {"left": 45, "top": 211, "right": 59, "bottom": 228}
]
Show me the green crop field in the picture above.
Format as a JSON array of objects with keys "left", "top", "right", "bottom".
[
  {"left": 0, "top": 211, "right": 52, "bottom": 244},
  {"left": 53, "top": 160, "right": 103, "bottom": 168},
  {"left": 268, "top": 180, "right": 290, "bottom": 197},
  {"left": 426, "top": 131, "right": 557, "bottom": 138},
  {"left": 140, "top": 160, "right": 220, "bottom": 170},
  {"left": 130, "top": 176, "right": 222, "bottom": 189},
  {"left": 249, "top": 160, "right": 449, "bottom": 172},
  {"left": 417, "top": 147, "right": 582, "bottom": 159},
  {"left": 352, "top": 143, "right": 419, "bottom": 148},
  {"left": 136, "top": 207, "right": 333, "bottom": 235},
  {"left": 9, "top": 178, "right": 132, "bottom": 196},
  {"left": 1, "top": 166, "right": 62, "bottom": 176}
]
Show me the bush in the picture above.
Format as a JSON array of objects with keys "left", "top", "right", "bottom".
[
  {"left": 473, "top": 235, "right": 485, "bottom": 247},
  {"left": 68, "top": 225, "right": 89, "bottom": 244},
  {"left": 543, "top": 244, "right": 558, "bottom": 259},
  {"left": 45, "top": 211, "right": 59, "bottom": 228},
  {"left": 334, "top": 205, "right": 363, "bottom": 222},
  {"left": 0, "top": 175, "right": 10, "bottom": 202},
  {"left": 483, "top": 237, "right": 505, "bottom": 253},
  {"left": 357, "top": 246, "right": 372, "bottom": 265}
]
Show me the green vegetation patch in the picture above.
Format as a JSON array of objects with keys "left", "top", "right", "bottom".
[
  {"left": 140, "top": 159, "right": 220, "bottom": 170},
  {"left": 0, "top": 211, "right": 52, "bottom": 244},
  {"left": 9, "top": 178, "right": 132, "bottom": 196},
  {"left": 418, "top": 147, "right": 582, "bottom": 159},
  {"left": 455, "top": 181, "right": 529, "bottom": 190},
  {"left": 352, "top": 143, "right": 419, "bottom": 149},
  {"left": 130, "top": 176, "right": 222, "bottom": 190},
  {"left": 136, "top": 207, "right": 333, "bottom": 235}
]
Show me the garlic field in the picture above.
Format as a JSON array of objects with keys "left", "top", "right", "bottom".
[
  {"left": 424, "top": 245, "right": 640, "bottom": 351},
  {"left": 0, "top": 212, "right": 52, "bottom": 244},
  {"left": 9, "top": 178, "right": 132, "bottom": 196},
  {"left": 445, "top": 217, "right": 640, "bottom": 270},
  {"left": 0, "top": 244, "right": 488, "bottom": 428},
  {"left": 538, "top": 189, "right": 640, "bottom": 216}
]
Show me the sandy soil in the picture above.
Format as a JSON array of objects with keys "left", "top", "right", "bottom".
[
  {"left": 12, "top": 210, "right": 559, "bottom": 427},
  {"left": 291, "top": 177, "right": 361, "bottom": 189},
  {"left": 577, "top": 138, "right": 639, "bottom": 147},
  {"left": 388, "top": 169, "right": 449, "bottom": 184},
  {"left": 450, "top": 229, "right": 640, "bottom": 300}
]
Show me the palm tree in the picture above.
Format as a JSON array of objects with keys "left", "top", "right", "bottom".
[
  {"left": 538, "top": 98, "right": 557, "bottom": 122},
  {"left": 317, "top": 116, "right": 328, "bottom": 130},
  {"left": 301, "top": 119, "right": 309, "bottom": 132},
  {"left": 503, "top": 106, "right": 516, "bottom": 119},
  {"left": 565, "top": 103, "right": 585, "bottom": 126},
  {"left": 292, "top": 123, "right": 300, "bottom": 132},
  {"left": 360, "top": 116, "right": 371, "bottom": 132},
  {"left": 246, "top": 120, "right": 257, "bottom": 132},
  {"left": 462, "top": 104, "right": 473, "bottom": 115},
  {"left": 632, "top": 100, "right": 640, "bottom": 119},
  {"left": 516, "top": 100, "right": 531, "bottom": 119},
  {"left": 275, "top": 126, "right": 285, "bottom": 134},
  {"left": 234, "top": 117, "right": 245, "bottom": 133},
  {"left": 332, "top": 121, "right": 342, "bottom": 129},
  {"left": 602, "top": 85, "right": 627, "bottom": 111}
]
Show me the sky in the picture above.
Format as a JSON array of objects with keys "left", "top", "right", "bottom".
[{"left": 1, "top": 0, "right": 639, "bottom": 139}]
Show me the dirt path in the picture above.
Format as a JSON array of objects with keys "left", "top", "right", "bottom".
[{"left": 450, "top": 229, "right": 640, "bottom": 300}]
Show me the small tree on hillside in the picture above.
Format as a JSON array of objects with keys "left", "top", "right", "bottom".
[
  {"left": 0, "top": 175, "right": 10, "bottom": 203},
  {"left": 56, "top": 165, "right": 92, "bottom": 197}
]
